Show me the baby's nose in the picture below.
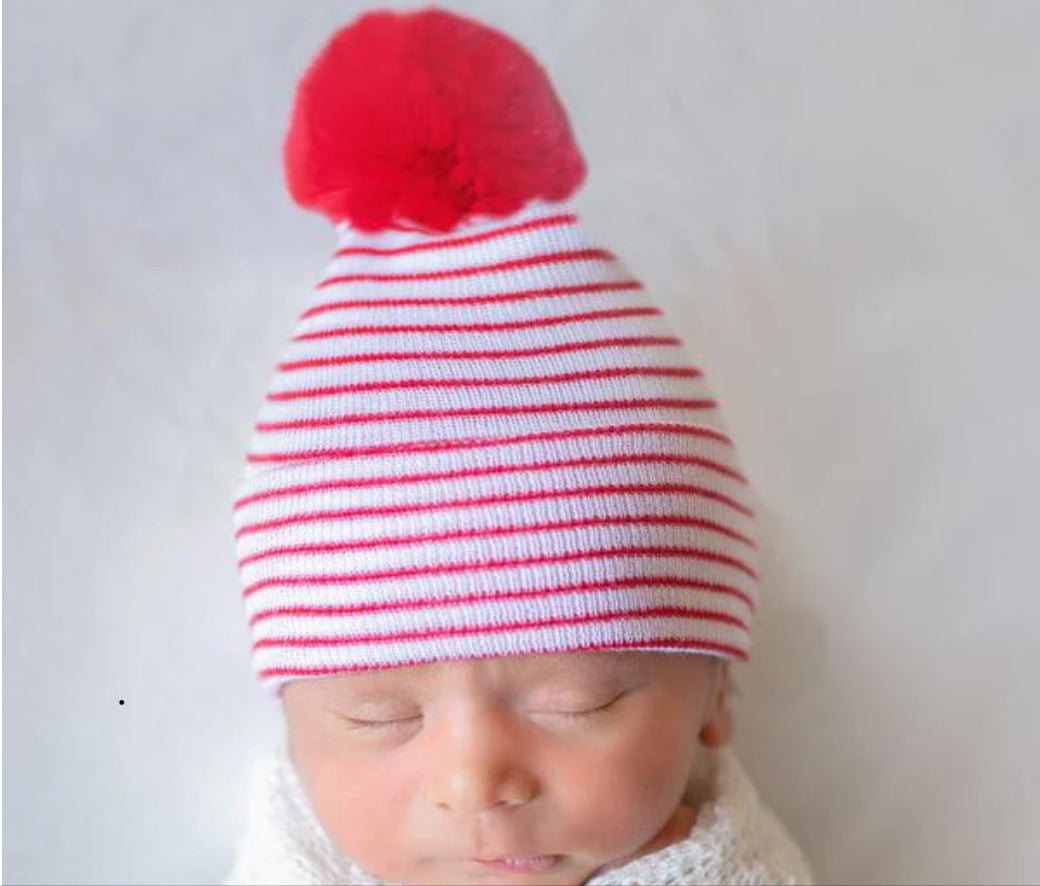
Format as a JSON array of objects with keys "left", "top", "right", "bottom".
[
  {"left": 427, "top": 753, "right": 539, "bottom": 815},
  {"left": 423, "top": 709, "right": 540, "bottom": 815}
]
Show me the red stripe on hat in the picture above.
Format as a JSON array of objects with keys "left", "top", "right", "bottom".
[
  {"left": 301, "top": 280, "right": 644, "bottom": 321},
  {"left": 252, "top": 606, "right": 750, "bottom": 651},
  {"left": 240, "top": 544, "right": 758, "bottom": 598},
  {"left": 258, "top": 636, "right": 749, "bottom": 679},
  {"left": 238, "top": 513, "right": 757, "bottom": 568},
  {"left": 233, "top": 450, "right": 745, "bottom": 511},
  {"left": 318, "top": 248, "right": 614, "bottom": 287},
  {"left": 245, "top": 422, "right": 735, "bottom": 466},
  {"left": 234, "top": 481, "right": 755, "bottom": 540},
  {"left": 291, "top": 307, "right": 663, "bottom": 342},
  {"left": 254, "top": 397, "right": 717, "bottom": 433},
  {"left": 333, "top": 213, "right": 579, "bottom": 257},
  {"left": 266, "top": 366, "right": 704, "bottom": 403},
  {"left": 248, "top": 575, "right": 756, "bottom": 626},
  {"left": 276, "top": 335, "right": 682, "bottom": 372}
]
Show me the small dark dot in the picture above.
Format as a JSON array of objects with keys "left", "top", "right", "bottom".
[{"left": 119, "top": 700, "right": 125, "bottom": 705}]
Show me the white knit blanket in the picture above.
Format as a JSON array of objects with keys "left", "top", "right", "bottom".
[{"left": 224, "top": 747, "right": 813, "bottom": 885}]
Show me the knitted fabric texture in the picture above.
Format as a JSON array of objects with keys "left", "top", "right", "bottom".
[
  {"left": 223, "top": 746, "right": 812, "bottom": 885},
  {"left": 230, "top": 7, "right": 760, "bottom": 695},
  {"left": 231, "top": 198, "right": 760, "bottom": 694}
]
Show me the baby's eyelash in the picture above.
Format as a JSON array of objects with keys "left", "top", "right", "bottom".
[
  {"left": 542, "top": 692, "right": 627, "bottom": 719},
  {"left": 340, "top": 692, "right": 627, "bottom": 730},
  {"left": 342, "top": 714, "right": 421, "bottom": 731}
]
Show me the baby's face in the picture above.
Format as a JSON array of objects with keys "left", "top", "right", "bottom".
[{"left": 281, "top": 650, "right": 730, "bottom": 886}]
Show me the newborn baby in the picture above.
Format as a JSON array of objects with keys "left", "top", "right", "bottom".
[
  {"left": 281, "top": 651, "right": 729, "bottom": 884},
  {"left": 228, "top": 650, "right": 809, "bottom": 885},
  {"left": 225, "top": 7, "right": 811, "bottom": 884}
]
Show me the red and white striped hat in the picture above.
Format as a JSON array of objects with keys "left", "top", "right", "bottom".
[{"left": 231, "top": 7, "right": 759, "bottom": 696}]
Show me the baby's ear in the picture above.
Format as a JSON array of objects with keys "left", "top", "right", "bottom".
[{"left": 697, "top": 662, "right": 734, "bottom": 748}]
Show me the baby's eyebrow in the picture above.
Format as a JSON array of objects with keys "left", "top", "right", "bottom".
[
  {"left": 320, "top": 653, "right": 649, "bottom": 702},
  {"left": 318, "top": 671, "right": 414, "bottom": 700},
  {"left": 512, "top": 652, "right": 649, "bottom": 682}
]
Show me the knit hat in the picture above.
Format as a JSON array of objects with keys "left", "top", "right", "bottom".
[{"left": 231, "top": 7, "right": 759, "bottom": 696}]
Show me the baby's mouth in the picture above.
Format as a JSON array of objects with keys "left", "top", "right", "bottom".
[{"left": 468, "top": 854, "right": 563, "bottom": 874}]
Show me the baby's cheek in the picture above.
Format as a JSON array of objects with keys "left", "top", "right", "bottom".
[
  {"left": 567, "top": 717, "right": 698, "bottom": 860},
  {"left": 560, "top": 758, "right": 681, "bottom": 859},
  {"left": 303, "top": 763, "right": 411, "bottom": 879}
]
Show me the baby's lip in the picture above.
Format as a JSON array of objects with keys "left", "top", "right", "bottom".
[{"left": 469, "top": 855, "right": 562, "bottom": 873}]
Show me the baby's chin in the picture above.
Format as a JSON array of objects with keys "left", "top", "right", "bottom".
[
  {"left": 361, "top": 852, "right": 603, "bottom": 886},
  {"left": 344, "top": 800, "right": 702, "bottom": 885}
]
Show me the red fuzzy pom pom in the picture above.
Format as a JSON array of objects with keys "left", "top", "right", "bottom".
[{"left": 283, "top": 7, "right": 587, "bottom": 233}]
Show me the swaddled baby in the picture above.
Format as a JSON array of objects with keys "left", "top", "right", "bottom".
[{"left": 226, "top": 8, "right": 811, "bottom": 885}]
